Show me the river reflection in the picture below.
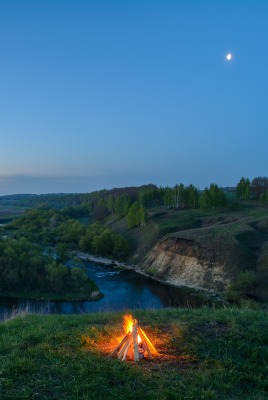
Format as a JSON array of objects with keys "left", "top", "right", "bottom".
[{"left": 0, "top": 261, "right": 207, "bottom": 320}]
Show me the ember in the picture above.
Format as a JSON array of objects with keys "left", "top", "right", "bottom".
[{"left": 110, "top": 314, "right": 158, "bottom": 362}]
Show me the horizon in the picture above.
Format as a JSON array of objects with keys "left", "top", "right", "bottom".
[
  {"left": 1, "top": 1, "right": 268, "bottom": 195},
  {"left": 0, "top": 176, "right": 240, "bottom": 197},
  {"left": 0, "top": 173, "right": 261, "bottom": 196}
]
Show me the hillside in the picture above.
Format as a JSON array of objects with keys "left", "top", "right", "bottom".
[
  {"left": 1, "top": 308, "right": 267, "bottom": 399},
  {"left": 106, "top": 206, "right": 268, "bottom": 301}
]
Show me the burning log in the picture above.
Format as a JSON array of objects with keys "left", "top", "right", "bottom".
[{"left": 110, "top": 314, "right": 158, "bottom": 362}]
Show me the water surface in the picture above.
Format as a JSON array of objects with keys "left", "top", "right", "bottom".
[{"left": 0, "top": 261, "right": 206, "bottom": 320}]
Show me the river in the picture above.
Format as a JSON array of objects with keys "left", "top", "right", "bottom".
[{"left": 0, "top": 260, "right": 208, "bottom": 320}]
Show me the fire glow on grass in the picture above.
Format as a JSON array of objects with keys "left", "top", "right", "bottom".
[{"left": 110, "top": 314, "right": 158, "bottom": 362}]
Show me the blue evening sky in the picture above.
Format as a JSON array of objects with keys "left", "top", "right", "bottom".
[{"left": 1, "top": 0, "right": 268, "bottom": 194}]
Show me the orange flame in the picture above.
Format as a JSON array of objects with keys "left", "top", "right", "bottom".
[
  {"left": 122, "top": 314, "right": 141, "bottom": 343},
  {"left": 122, "top": 314, "right": 133, "bottom": 335}
]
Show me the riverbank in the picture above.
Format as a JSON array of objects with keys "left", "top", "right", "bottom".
[
  {"left": 0, "top": 287, "right": 103, "bottom": 302},
  {"left": 71, "top": 250, "right": 133, "bottom": 269},
  {"left": 72, "top": 250, "right": 226, "bottom": 305}
]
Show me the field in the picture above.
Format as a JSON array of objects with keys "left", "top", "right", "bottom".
[
  {"left": 1, "top": 307, "right": 268, "bottom": 399},
  {"left": 0, "top": 206, "right": 26, "bottom": 224}
]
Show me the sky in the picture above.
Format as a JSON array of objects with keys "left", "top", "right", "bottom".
[{"left": 1, "top": 0, "right": 268, "bottom": 195}]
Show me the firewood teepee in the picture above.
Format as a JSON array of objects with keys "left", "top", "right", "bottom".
[{"left": 110, "top": 314, "right": 158, "bottom": 362}]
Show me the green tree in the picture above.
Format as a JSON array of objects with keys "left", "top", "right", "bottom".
[
  {"left": 186, "top": 184, "right": 199, "bottom": 208},
  {"left": 114, "top": 195, "right": 131, "bottom": 218},
  {"left": 127, "top": 202, "right": 148, "bottom": 228},
  {"left": 251, "top": 176, "right": 268, "bottom": 199},
  {"left": 200, "top": 184, "right": 226, "bottom": 209},
  {"left": 127, "top": 202, "right": 140, "bottom": 228},
  {"left": 57, "top": 220, "right": 85, "bottom": 247},
  {"left": 236, "top": 177, "right": 251, "bottom": 200},
  {"left": 56, "top": 243, "right": 68, "bottom": 262},
  {"left": 259, "top": 189, "right": 268, "bottom": 204},
  {"left": 45, "top": 261, "right": 69, "bottom": 293},
  {"left": 138, "top": 186, "right": 163, "bottom": 208},
  {"left": 163, "top": 187, "right": 174, "bottom": 207},
  {"left": 79, "top": 222, "right": 130, "bottom": 259},
  {"left": 107, "top": 195, "right": 115, "bottom": 214},
  {"left": 138, "top": 204, "right": 148, "bottom": 227},
  {"left": 71, "top": 267, "right": 87, "bottom": 290}
]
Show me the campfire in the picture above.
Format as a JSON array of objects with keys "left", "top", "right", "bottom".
[{"left": 110, "top": 314, "right": 158, "bottom": 362}]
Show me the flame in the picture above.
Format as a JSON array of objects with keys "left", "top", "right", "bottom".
[
  {"left": 122, "top": 314, "right": 133, "bottom": 335},
  {"left": 122, "top": 314, "right": 141, "bottom": 343}
]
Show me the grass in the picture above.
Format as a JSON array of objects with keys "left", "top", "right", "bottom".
[
  {"left": 105, "top": 215, "right": 161, "bottom": 263},
  {"left": 1, "top": 308, "right": 268, "bottom": 399},
  {"left": 152, "top": 209, "right": 200, "bottom": 235}
]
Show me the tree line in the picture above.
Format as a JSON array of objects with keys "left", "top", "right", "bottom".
[
  {"left": 2, "top": 176, "right": 268, "bottom": 233},
  {"left": 94, "top": 176, "right": 268, "bottom": 227},
  {"left": 88, "top": 183, "right": 227, "bottom": 228}
]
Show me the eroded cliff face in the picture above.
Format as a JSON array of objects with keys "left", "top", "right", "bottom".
[{"left": 139, "top": 236, "right": 232, "bottom": 291}]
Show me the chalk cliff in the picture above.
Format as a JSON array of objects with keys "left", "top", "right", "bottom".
[{"left": 139, "top": 236, "right": 233, "bottom": 291}]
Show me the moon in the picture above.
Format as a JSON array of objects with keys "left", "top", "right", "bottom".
[{"left": 226, "top": 53, "right": 232, "bottom": 61}]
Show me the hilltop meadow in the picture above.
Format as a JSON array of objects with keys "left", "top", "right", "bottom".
[{"left": 1, "top": 308, "right": 268, "bottom": 399}]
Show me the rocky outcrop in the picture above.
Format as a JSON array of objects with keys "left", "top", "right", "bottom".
[{"left": 139, "top": 236, "right": 232, "bottom": 291}]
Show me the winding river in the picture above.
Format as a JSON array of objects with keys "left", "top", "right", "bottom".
[{"left": 0, "top": 260, "right": 208, "bottom": 320}]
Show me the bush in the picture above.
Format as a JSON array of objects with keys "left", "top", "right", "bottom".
[
  {"left": 79, "top": 222, "right": 131, "bottom": 260},
  {"left": 235, "top": 270, "right": 257, "bottom": 292},
  {"left": 225, "top": 270, "right": 257, "bottom": 304}
]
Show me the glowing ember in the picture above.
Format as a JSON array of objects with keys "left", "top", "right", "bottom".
[{"left": 110, "top": 314, "right": 158, "bottom": 362}]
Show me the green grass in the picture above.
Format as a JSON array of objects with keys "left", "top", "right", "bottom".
[
  {"left": 105, "top": 215, "right": 161, "bottom": 263},
  {"left": 1, "top": 308, "right": 268, "bottom": 399},
  {"left": 152, "top": 209, "right": 200, "bottom": 235}
]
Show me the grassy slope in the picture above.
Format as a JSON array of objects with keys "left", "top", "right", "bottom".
[
  {"left": 105, "top": 214, "right": 161, "bottom": 264},
  {"left": 1, "top": 308, "right": 268, "bottom": 400}
]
